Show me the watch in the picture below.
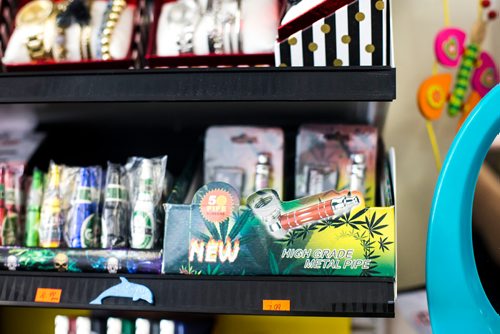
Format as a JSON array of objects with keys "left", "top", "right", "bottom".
[{"left": 16, "top": 0, "right": 54, "bottom": 27}]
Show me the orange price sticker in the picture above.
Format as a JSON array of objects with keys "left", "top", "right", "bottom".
[
  {"left": 34, "top": 288, "right": 62, "bottom": 303},
  {"left": 262, "top": 299, "right": 290, "bottom": 312}
]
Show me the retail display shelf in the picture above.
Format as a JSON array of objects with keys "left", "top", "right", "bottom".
[
  {"left": 0, "top": 271, "right": 395, "bottom": 317},
  {"left": 0, "top": 67, "right": 396, "bottom": 103}
]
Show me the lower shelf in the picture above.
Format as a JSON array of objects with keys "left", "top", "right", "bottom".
[{"left": 0, "top": 272, "right": 394, "bottom": 317}]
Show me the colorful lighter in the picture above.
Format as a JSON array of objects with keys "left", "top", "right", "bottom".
[
  {"left": 102, "top": 164, "right": 129, "bottom": 248},
  {"left": 2, "top": 169, "right": 19, "bottom": 246},
  {"left": 25, "top": 168, "right": 44, "bottom": 247},
  {"left": 39, "top": 164, "right": 63, "bottom": 248},
  {"left": 69, "top": 167, "right": 99, "bottom": 248},
  {"left": 0, "top": 166, "right": 5, "bottom": 246},
  {"left": 131, "top": 159, "right": 155, "bottom": 249},
  {"left": 248, "top": 189, "right": 360, "bottom": 234}
]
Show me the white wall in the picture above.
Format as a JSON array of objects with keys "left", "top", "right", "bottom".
[{"left": 385, "top": 0, "right": 500, "bottom": 289}]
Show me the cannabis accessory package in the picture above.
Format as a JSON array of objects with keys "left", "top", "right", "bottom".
[
  {"left": 295, "top": 124, "right": 378, "bottom": 207},
  {"left": 126, "top": 155, "right": 168, "bottom": 250},
  {"left": 204, "top": 126, "right": 284, "bottom": 203},
  {"left": 163, "top": 181, "right": 395, "bottom": 277},
  {"left": 0, "top": 163, "right": 25, "bottom": 247},
  {"left": 0, "top": 155, "right": 168, "bottom": 274},
  {"left": 101, "top": 162, "right": 130, "bottom": 249}
]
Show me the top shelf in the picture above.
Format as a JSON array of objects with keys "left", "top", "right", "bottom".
[{"left": 0, "top": 67, "right": 396, "bottom": 103}]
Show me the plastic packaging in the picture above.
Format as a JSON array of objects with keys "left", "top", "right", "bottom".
[
  {"left": 0, "top": 165, "right": 6, "bottom": 246},
  {"left": 25, "top": 168, "right": 44, "bottom": 247},
  {"left": 39, "top": 162, "right": 64, "bottom": 248},
  {"left": 101, "top": 163, "right": 129, "bottom": 248},
  {"left": 204, "top": 126, "right": 284, "bottom": 202},
  {"left": 126, "top": 156, "right": 167, "bottom": 249},
  {"left": 295, "top": 124, "right": 378, "bottom": 206},
  {"left": 2, "top": 167, "right": 19, "bottom": 246},
  {"left": 68, "top": 167, "right": 102, "bottom": 248}
]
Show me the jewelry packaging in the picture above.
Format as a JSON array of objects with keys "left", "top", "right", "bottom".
[
  {"left": 275, "top": 0, "right": 393, "bottom": 67},
  {"left": 2, "top": 0, "right": 142, "bottom": 71},
  {"left": 146, "top": 0, "right": 283, "bottom": 68}
]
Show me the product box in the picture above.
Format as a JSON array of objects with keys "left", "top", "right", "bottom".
[
  {"left": 0, "top": 247, "right": 162, "bottom": 273},
  {"left": 275, "top": 0, "right": 393, "bottom": 67},
  {"left": 204, "top": 126, "right": 284, "bottom": 203},
  {"left": 3, "top": 0, "right": 142, "bottom": 71},
  {"left": 295, "top": 124, "right": 378, "bottom": 207},
  {"left": 163, "top": 176, "right": 395, "bottom": 276}
]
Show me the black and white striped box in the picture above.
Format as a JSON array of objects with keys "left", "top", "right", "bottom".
[{"left": 275, "top": 0, "right": 393, "bottom": 67}]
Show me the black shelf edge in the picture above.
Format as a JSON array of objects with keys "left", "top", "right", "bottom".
[
  {"left": 0, "top": 67, "right": 396, "bottom": 103},
  {"left": 0, "top": 272, "right": 395, "bottom": 317}
]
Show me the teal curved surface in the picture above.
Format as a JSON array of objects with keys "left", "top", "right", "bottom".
[{"left": 427, "top": 84, "right": 500, "bottom": 333}]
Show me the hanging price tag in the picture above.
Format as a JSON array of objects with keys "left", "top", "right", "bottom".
[
  {"left": 34, "top": 288, "right": 62, "bottom": 303},
  {"left": 262, "top": 299, "right": 290, "bottom": 311}
]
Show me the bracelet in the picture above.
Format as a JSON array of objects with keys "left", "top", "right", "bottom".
[
  {"left": 99, "top": 0, "right": 127, "bottom": 60},
  {"left": 207, "top": 0, "right": 241, "bottom": 54},
  {"left": 54, "top": 0, "right": 92, "bottom": 61}
]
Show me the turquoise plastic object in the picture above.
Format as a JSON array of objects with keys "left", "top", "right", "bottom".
[
  {"left": 89, "top": 277, "right": 154, "bottom": 305},
  {"left": 427, "top": 84, "right": 500, "bottom": 333}
]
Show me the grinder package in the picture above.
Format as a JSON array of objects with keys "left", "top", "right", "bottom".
[
  {"left": 295, "top": 125, "right": 378, "bottom": 207},
  {"left": 25, "top": 168, "right": 44, "bottom": 247},
  {"left": 101, "top": 163, "right": 130, "bottom": 249},
  {"left": 126, "top": 156, "right": 168, "bottom": 250},
  {"left": 204, "top": 126, "right": 284, "bottom": 203},
  {"left": 39, "top": 162, "right": 65, "bottom": 248},
  {"left": 66, "top": 167, "right": 103, "bottom": 248}
]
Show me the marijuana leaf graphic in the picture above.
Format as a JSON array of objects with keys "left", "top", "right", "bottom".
[
  {"left": 179, "top": 263, "right": 202, "bottom": 275},
  {"left": 360, "top": 263, "right": 381, "bottom": 277},
  {"left": 378, "top": 236, "right": 394, "bottom": 252},
  {"left": 360, "top": 239, "right": 375, "bottom": 252},
  {"left": 276, "top": 230, "right": 300, "bottom": 247},
  {"left": 325, "top": 207, "right": 368, "bottom": 230},
  {"left": 362, "top": 212, "right": 388, "bottom": 238},
  {"left": 295, "top": 224, "right": 318, "bottom": 240}
]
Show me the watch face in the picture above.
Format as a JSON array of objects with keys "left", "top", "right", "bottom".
[
  {"left": 16, "top": 0, "right": 54, "bottom": 27},
  {"left": 167, "top": 1, "right": 200, "bottom": 25}
]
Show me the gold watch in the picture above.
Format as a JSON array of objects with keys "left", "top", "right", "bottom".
[{"left": 16, "top": 0, "right": 54, "bottom": 27}]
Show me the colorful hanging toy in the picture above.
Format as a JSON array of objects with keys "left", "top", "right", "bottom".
[{"left": 417, "top": 0, "right": 499, "bottom": 171}]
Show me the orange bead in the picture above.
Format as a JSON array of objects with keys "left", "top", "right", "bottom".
[{"left": 417, "top": 74, "right": 453, "bottom": 121}]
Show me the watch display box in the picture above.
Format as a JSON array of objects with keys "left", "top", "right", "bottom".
[
  {"left": 146, "top": 0, "right": 284, "bottom": 68},
  {"left": 3, "top": 0, "right": 143, "bottom": 71}
]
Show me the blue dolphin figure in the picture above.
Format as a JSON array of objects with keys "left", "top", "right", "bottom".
[{"left": 90, "top": 277, "right": 154, "bottom": 305}]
